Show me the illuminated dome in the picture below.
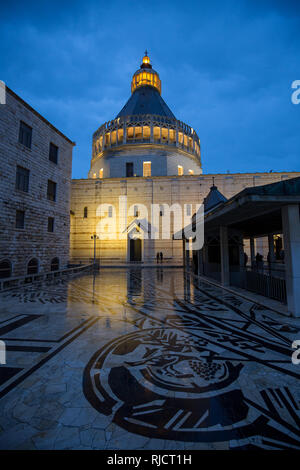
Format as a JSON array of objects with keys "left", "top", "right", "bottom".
[
  {"left": 89, "top": 53, "right": 202, "bottom": 179},
  {"left": 131, "top": 51, "right": 162, "bottom": 95}
]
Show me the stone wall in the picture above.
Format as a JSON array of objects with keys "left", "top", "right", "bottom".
[
  {"left": 88, "top": 145, "right": 202, "bottom": 179},
  {"left": 0, "top": 88, "right": 74, "bottom": 277},
  {"left": 70, "top": 171, "right": 300, "bottom": 263}
]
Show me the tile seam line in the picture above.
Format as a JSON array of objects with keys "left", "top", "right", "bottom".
[{"left": 0, "top": 316, "right": 100, "bottom": 400}]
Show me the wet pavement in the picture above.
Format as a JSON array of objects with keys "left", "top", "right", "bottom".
[{"left": 0, "top": 267, "right": 299, "bottom": 450}]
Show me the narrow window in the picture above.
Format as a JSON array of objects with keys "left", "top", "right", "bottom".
[
  {"left": 16, "top": 166, "right": 29, "bottom": 192},
  {"left": 127, "top": 127, "right": 134, "bottom": 140},
  {"left": 48, "top": 217, "right": 54, "bottom": 232},
  {"left": 134, "top": 205, "right": 139, "bottom": 217},
  {"left": 49, "top": 143, "right": 58, "bottom": 164},
  {"left": 99, "top": 168, "right": 103, "bottom": 179},
  {"left": 178, "top": 165, "right": 183, "bottom": 176},
  {"left": 126, "top": 162, "right": 134, "bottom": 177},
  {"left": 27, "top": 258, "right": 38, "bottom": 275},
  {"left": 186, "top": 204, "right": 192, "bottom": 216},
  {"left": 108, "top": 206, "right": 113, "bottom": 218},
  {"left": 0, "top": 260, "right": 12, "bottom": 279},
  {"left": 83, "top": 207, "right": 88, "bottom": 218},
  {"left": 47, "top": 180, "right": 57, "bottom": 201},
  {"left": 160, "top": 205, "right": 164, "bottom": 217},
  {"left": 18, "top": 121, "right": 32, "bottom": 149},
  {"left": 51, "top": 257, "right": 59, "bottom": 271},
  {"left": 16, "top": 210, "right": 25, "bottom": 229},
  {"left": 143, "top": 161, "right": 151, "bottom": 177},
  {"left": 188, "top": 169, "right": 194, "bottom": 175}
]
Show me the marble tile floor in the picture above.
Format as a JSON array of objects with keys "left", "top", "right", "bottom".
[{"left": 0, "top": 267, "right": 299, "bottom": 450}]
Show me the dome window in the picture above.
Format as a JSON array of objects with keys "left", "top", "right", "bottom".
[{"left": 178, "top": 165, "right": 183, "bottom": 176}]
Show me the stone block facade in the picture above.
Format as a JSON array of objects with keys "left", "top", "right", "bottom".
[
  {"left": 70, "top": 171, "right": 300, "bottom": 264},
  {"left": 0, "top": 87, "right": 74, "bottom": 277}
]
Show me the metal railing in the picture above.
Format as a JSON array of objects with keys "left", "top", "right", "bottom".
[
  {"left": 0, "top": 264, "right": 94, "bottom": 292},
  {"left": 244, "top": 268, "right": 287, "bottom": 304},
  {"left": 196, "top": 261, "right": 287, "bottom": 304}
]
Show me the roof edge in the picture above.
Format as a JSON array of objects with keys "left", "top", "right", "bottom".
[{"left": 6, "top": 86, "right": 76, "bottom": 146}]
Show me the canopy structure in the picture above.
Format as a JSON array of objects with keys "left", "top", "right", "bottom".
[{"left": 176, "top": 177, "right": 300, "bottom": 317}]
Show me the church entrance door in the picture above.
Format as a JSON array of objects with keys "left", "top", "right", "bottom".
[{"left": 130, "top": 238, "right": 142, "bottom": 262}]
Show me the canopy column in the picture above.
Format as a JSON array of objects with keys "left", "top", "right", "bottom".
[
  {"left": 250, "top": 237, "right": 255, "bottom": 268},
  {"left": 220, "top": 226, "right": 230, "bottom": 286},
  {"left": 281, "top": 204, "right": 300, "bottom": 317}
]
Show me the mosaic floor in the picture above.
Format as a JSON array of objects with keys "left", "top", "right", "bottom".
[{"left": 0, "top": 268, "right": 299, "bottom": 450}]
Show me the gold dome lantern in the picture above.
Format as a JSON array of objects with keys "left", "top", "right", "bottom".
[{"left": 131, "top": 52, "right": 162, "bottom": 95}]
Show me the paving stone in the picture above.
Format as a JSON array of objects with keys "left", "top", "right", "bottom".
[{"left": 0, "top": 268, "right": 299, "bottom": 450}]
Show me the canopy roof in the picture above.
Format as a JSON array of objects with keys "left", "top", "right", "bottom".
[
  {"left": 203, "top": 185, "right": 227, "bottom": 212},
  {"left": 176, "top": 177, "right": 300, "bottom": 240}
]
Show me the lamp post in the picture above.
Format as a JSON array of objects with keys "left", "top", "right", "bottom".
[{"left": 91, "top": 233, "right": 99, "bottom": 269}]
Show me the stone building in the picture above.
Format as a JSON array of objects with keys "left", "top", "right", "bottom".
[
  {"left": 0, "top": 86, "right": 75, "bottom": 278},
  {"left": 70, "top": 54, "right": 300, "bottom": 264}
]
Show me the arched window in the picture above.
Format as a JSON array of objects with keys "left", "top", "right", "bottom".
[
  {"left": 84, "top": 207, "right": 88, "bottom": 218},
  {"left": 27, "top": 258, "right": 38, "bottom": 275},
  {"left": 50, "top": 257, "right": 59, "bottom": 271},
  {"left": 0, "top": 259, "right": 12, "bottom": 279}
]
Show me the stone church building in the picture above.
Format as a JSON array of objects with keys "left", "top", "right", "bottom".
[
  {"left": 69, "top": 53, "right": 299, "bottom": 265},
  {"left": 0, "top": 53, "right": 299, "bottom": 276}
]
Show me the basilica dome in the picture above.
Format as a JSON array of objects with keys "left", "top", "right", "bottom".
[{"left": 89, "top": 53, "right": 202, "bottom": 179}]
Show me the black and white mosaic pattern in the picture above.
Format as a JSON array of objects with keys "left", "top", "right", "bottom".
[{"left": 0, "top": 268, "right": 299, "bottom": 449}]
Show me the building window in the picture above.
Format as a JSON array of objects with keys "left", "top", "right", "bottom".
[
  {"left": 189, "top": 169, "right": 194, "bottom": 175},
  {"left": 99, "top": 168, "right": 103, "bottom": 178},
  {"left": 160, "top": 205, "right": 164, "bottom": 217},
  {"left": 126, "top": 162, "right": 134, "bottom": 177},
  {"left": 108, "top": 206, "right": 113, "bottom": 218},
  {"left": 92, "top": 173, "right": 96, "bottom": 179},
  {"left": 47, "top": 180, "right": 57, "bottom": 201},
  {"left": 134, "top": 205, "right": 139, "bottom": 217},
  {"left": 16, "top": 210, "right": 25, "bottom": 229},
  {"left": 127, "top": 127, "right": 134, "bottom": 141},
  {"left": 18, "top": 121, "right": 32, "bottom": 149},
  {"left": 178, "top": 165, "right": 183, "bottom": 176},
  {"left": 48, "top": 217, "right": 54, "bottom": 232},
  {"left": 16, "top": 166, "right": 29, "bottom": 192},
  {"left": 83, "top": 207, "right": 88, "bottom": 218},
  {"left": 143, "top": 161, "right": 151, "bottom": 177},
  {"left": 27, "top": 258, "right": 38, "bottom": 275},
  {"left": 0, "top": 259, "right": 12, "bottom": 279},
  {"left": 49, "top": 143, "right": 58, "bottom": 164},
  {"left": 50, "top": 257, "right": 59, "bottom": 271},
  {"left": 186, "top": 204, "right": 192, "bottom": 216}
]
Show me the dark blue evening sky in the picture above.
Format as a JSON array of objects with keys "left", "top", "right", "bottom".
[{"left": 1, "top": 0, "right": 300, "bottom": 178}]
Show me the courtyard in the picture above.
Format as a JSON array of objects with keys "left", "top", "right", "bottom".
[{"left": 0, "top": 268, "right": 299, "bottom": 450}]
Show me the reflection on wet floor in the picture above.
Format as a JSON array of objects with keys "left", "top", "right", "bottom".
[{"left": 0, "top": 268, "right": 300, "bottom": 450}]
